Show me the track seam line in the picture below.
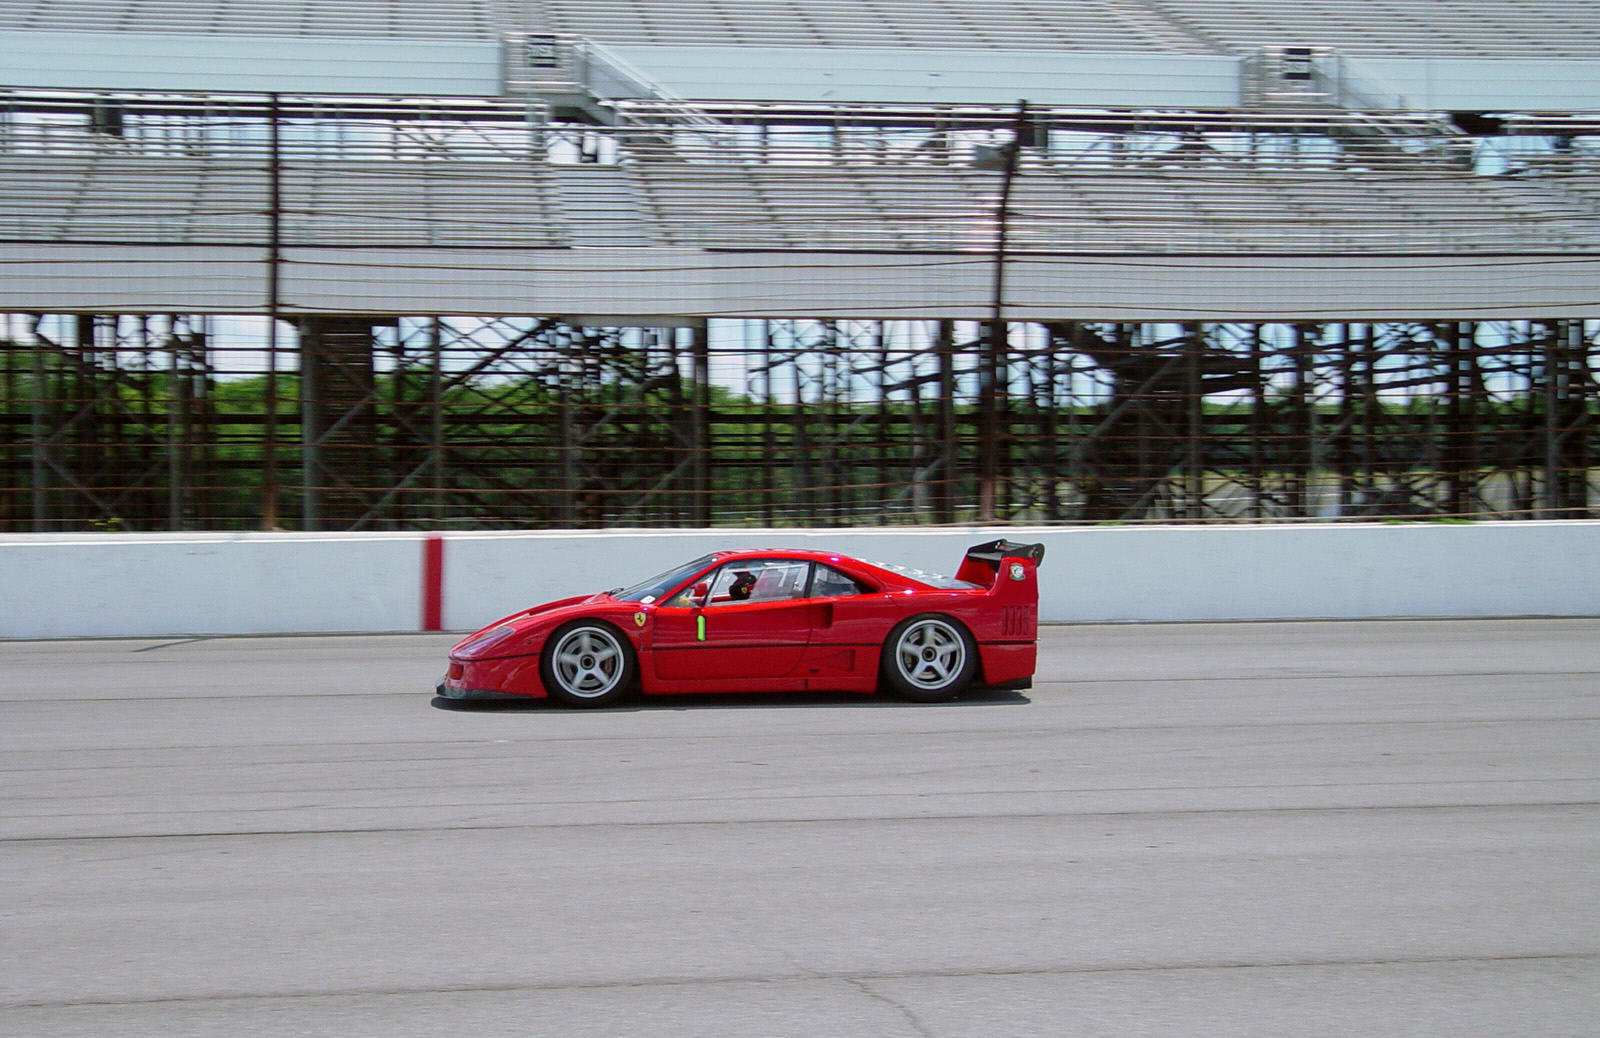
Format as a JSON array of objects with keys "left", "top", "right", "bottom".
[
  {"left": 5, "top": 799, "right": 1599, "bottom": 844},
  {"left": 6, "top": 951, "right": 1595, "bottom": 1011}
]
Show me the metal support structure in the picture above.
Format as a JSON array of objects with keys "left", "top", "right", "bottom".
[
  {"left": 261, "top": 93, "right": 283, "bottom": 530},
  {"left": 429, "top": 318, "right": 445, "bottom": 526},
  {"left": 979, "top": 101, "right": 1030, "bottom": 523},
  {"left": 3, "top": 94, "right": 1598, "bottom": 532},
  {"left": 1184, "top": 323, "right": 1205, "bottom": 519},
  {"left": 1, "top": 314, "right": 1595, "bottom": 530},
  {"left": 557, "top": 338, "right": 577, "bottom": 526},
  {"left": 1542, "top": 318, "right": 1595, "bottom": 518},
  {"left": 29, "top": 320, "right": 46, "bottom": 528},
  {"left": 166, "top": 319, "right": 184, "bottom": 529},
  {"left": 1444, "top": 321, "right": 1476, "bottom": 517},
  {"left": 299, "top": 317, "right": 384, "bottom": 530},
  {"left": 935, "top": 320, "right": 959, "bottom": 525},
  {"left": 689, "top": 324, "right": 711, "bottom": 527}
]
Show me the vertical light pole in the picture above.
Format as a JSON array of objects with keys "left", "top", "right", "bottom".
[{"left": 979, "top": 100, "right": 1032, "bottom": 522}]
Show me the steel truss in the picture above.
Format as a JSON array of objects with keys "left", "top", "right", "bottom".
[
  {"left": 2, "top": 314, "right": 1594, "bottom": 530},
  {"left": 0, "top": 313, "right": 228, "bottom": 530},
  {"left": 252, "top": 316, "right": 716, "bottom": 530}
]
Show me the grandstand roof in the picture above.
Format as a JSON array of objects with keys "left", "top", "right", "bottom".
[
  {"left": 3, "top": 1, "right": 1599, "bottom": 60},
  {"left": 4, "top": 1, "right": 1599, "bottom": 111}
]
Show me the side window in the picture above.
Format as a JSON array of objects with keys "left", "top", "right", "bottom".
[
  {"left": 811, "top": 564, "right": 869, "bottom": 598},
  {"left": 704, "top": 560, "right": 810, "bottom": 607}
]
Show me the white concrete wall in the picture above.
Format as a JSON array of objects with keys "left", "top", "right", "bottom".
[
  {"left": 0, "top": 533, "right": 422, "bottom": 639},
  {"left": 2, "top": 522, "right": 1596, "bottom": 639},
  {"left": 1037, "top": 521, "right": 1600, "bottom": 623}
]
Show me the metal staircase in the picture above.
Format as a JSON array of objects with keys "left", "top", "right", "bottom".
[
  {"left": 1243, "top": 45, "right": 1473, "bottom": 167},
  {"left": 500, "top": 31, "right": 721, "bottom": 132}
]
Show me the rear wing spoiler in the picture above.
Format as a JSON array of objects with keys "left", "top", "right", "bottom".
[{"left": 955, "top": 538, "right": 1046, "bottom": 587}]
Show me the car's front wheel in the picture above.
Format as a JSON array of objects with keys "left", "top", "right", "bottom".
[
  {"left": 540, "top": 622, "right": 637, "bottom": 708},
  {"left": 880, "top": 614, "right": 977, "bottom": 702}
]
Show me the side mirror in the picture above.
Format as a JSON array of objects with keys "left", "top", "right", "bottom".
[{"left": 690, "top": 582, "right": 710, "bottom": 607}]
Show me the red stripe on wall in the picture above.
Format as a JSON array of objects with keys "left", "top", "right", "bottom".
[{"left": 422, "top": 535, "right": 445, "bottom": 632}]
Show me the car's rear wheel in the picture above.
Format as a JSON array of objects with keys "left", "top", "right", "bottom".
[
  {"left": 541, "top": 622, "right": 637, "bottom": 708},
  {"left": 880, "top": 614, "right": 977, "bottom": 702}
]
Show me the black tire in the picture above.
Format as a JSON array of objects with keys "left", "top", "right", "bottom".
[
  {"left": 880, "top": 614, "right": 977, "bottom": 702},
  {"left": 540, "top": 621, "right": 637, "bottom": 708}
]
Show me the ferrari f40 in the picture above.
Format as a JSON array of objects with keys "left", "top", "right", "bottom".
[{"left": 437, "top": 539, "right": 1043, "bottom": 707}]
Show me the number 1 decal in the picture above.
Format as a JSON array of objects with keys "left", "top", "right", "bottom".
[{"left": 697, "top": 614, "right": 706, "bottom": 641}]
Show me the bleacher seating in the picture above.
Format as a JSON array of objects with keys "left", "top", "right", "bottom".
[
  {"left": 1148, "top": 0, "right": 1600, "bottom": 60},
  {"left": 12, "top": 118, "right": 1594, "bottom": 255}
]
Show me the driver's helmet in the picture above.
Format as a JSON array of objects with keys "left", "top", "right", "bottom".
[{"left": 729, "top": 570, "right": 757, "bottom": 600}]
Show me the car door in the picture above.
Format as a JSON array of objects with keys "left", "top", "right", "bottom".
[
  {"left": 650, "top": 560, "right": 818, "bottom": 681},
  {"left": 797, "top": 563, "right": 892, "bottom": 682}
]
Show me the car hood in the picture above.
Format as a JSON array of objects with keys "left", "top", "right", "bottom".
[{"left": 449, "top": 592, "right": 611, "bottom": 660}]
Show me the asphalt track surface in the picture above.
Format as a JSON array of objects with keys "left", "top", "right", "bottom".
[{"left": 2, "top": 620, "right": 1598, "bottom": 1037}]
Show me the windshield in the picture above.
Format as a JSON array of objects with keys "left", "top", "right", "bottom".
[{"left": 608, "top": 554, "right": 717, "bottom": 604}]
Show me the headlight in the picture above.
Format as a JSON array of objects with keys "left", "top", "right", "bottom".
[{"left": 453, "top": 624, "right": 522, "bottom": 659}]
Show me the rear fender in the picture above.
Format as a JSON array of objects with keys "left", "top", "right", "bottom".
[{"left": 986, "top": 555, "right": 1039, "bottom": 639}]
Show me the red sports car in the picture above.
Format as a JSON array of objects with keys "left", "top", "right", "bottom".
[{"left": 436, "top": 539, "right": 1043, "bottom": 708}]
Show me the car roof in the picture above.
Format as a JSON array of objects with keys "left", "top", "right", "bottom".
[
  {"left": 703, "top": 548, "right": 957, "bottom": 591},
  {"left": 710, "top": 548, "right": 857, "bottom": 566}
]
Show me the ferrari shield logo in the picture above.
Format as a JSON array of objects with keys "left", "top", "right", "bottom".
[{"left": 633, "top": 611, "right": 647, "bottom": 628}]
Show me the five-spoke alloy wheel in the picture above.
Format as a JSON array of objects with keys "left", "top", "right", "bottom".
[
  {"left": 540, "top": 622, "right": 637, "bottom": 708},
  {"left": 880, "top": 614, "right": 977, "bottom": 702}
]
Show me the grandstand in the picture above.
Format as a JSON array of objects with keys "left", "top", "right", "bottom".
[{"left": 0, "top": 0, "right": 1596, "bottom": 530}]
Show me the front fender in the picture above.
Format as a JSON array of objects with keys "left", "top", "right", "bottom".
[
  {"left": 452, "top": 595, "right": 624, "bottom": 661},
  {"left": 439, "top": 652, "right": 549, "bottom": 700}
]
